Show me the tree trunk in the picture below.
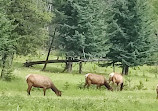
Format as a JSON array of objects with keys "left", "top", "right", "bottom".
[
  {"left": 42, "top": 29, "right": 56, "bottom": 71},
  {"left": 122, "top": 65, "right": 129, "bottom": 75},
  {"left": 112, "top": 62, "right": 115, "bottom": 72},
  {"left": 67, "top": 57, "right": 72, "bottom": 72},
  {"left": 1, "top": 54, "right": 7, "bottom": 78},
  {"left": 1, "top": 52, "right": 14, "bottom": 80},
  {"left": 67, "top": 62, "right": 72, "bottom": 72},
  {"left": 62, "top": 57, "right": 73, "bottom": 73},
  {"left": 62, "top": 62, "right": 68, "bottom": 73},
  {"left": 79, "top": 56, "right": 82, "bottom": 74},
  {"left": 79, "top": 62, "right": 82, "bottom": 74}
]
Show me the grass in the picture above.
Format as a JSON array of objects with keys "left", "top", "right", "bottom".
[{"left": 0, "top": 55, "right": 158, "bottom": 111}]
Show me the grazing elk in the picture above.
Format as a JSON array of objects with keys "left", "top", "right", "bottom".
[
  {"left": 109, "top": 72, "right": 124, "bottom": 91},
  {"left": 26, "top": 74, "right": 61, "bottom": 96},
  {"left": 84, "top": 73, "right": 113, "bottom": 91},
  {"left": 156, "top": 84, "right": 158, "bottom": 99}
]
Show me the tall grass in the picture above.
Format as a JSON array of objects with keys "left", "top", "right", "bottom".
[{"left": 0, "top": 55, "right": 158, "bottom": 111}]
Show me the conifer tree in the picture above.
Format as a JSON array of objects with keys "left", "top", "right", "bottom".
[
  {"left": 7, "top": 0, "right": 52, "bottom": 55},
  {"left": 53, "top": 0, "right": 108, "bottom": 72},
  {"left": 106, "top": 0, "right": 154, "bottom": 75},
  {"left": 0, "top": 0, "right": 16, "bottom": 80},
  {"left": 0, "top": 0, "right": 52, "bottom": 80},
  {"left": 54, "top": 0, "right": 108, "bottom": 58}
]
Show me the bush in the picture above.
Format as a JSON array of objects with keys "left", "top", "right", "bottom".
[
  {"left": 77, "top": 81, "right": 85, "bottom": 89},
  {"left": 134, "top": 81, "right": 147, "bottom": 90},
  {"left": 1, "top": 68, "right": 14, "bottom": 81},
  {"left": 63, "top": 82, "right": 70, "bottom": 90}
]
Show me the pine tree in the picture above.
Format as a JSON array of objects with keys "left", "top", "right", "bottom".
[{"left": 106, "top": 0, "right": 154, "bottom": 75}]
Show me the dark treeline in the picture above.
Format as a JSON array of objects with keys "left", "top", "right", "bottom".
[{"left": 0, "top": 0, "right": 158, "bottom": 80}]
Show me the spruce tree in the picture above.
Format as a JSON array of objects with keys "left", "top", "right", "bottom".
[
  {"left": 106, "top": 0, "right": 154, "bottom": 75},
  {"left": 7, "top": 0, "right": 52, "bottom": 55},
  {"left": 0, "top": 0, "right": 52, "bottom": 80},
  {"left": 147, "top": 0, "right": 158, "bottom": 64},
  {"left": 54, "top": 0, "right": 108, "bottom": 58},
  {"left": 53, "top": 0, "right": 108, "bottom": 72},
  {"left": 0, "top": 0, "right": 16, "bottom": 80}
]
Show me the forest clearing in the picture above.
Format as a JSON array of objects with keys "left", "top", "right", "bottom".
[
  {"left": 0, "top": 56, "right": 158, "bottom": 111},
  {"left": 1, "top": 0, "right": 158, "bottom": 111}
]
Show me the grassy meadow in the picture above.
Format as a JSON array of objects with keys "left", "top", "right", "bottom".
[{"left": 0, "top": 55, "right": 158, "bottom": 111}]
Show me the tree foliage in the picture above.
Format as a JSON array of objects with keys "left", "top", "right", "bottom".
[
  {"left": 0, "top": 0, "right": 16, "bottom": 80},
  {"left": 0, "top": 0, "right": 52, "bottom": 80},
  {"left": 53, "top": 0, "right": 108, "bottom": 59},
  {"left": 0, "top": 0, "right": 158, "bottom": 76},
  {"left": 6, "top": 0, "right": 52, "bottom": 55},
  {"left": 147, "top": 0, "right": 158, "bottom": 63},
  {"left": 106, "top": 0, "right": 154, "bottom": 74}
]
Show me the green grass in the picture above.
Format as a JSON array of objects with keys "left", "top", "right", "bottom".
[{"left": 1, "top": 56, "right": 158, "bottom": 111}]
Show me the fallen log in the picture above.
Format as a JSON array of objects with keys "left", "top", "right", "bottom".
[{"left": 23, "top": 59, "right": 110, "bottom": 67}]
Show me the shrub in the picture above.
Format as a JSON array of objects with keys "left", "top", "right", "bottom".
[
  {"left": 63, "top": 82, "right": 70, "bottom": 90},
  {"left": 77, "top": 81, "right": 85, "bottom": 89}
]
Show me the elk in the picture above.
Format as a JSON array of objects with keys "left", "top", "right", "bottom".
[
  {"left": 109, "top": 72, "right": 124, "bottom": 91},
  {"left": 84, "top": 73, "right": 113, "bottom": 91},
  {"left": 156, "top": 84, "right": 158, "bottom": 99},
  {"left": 26, "top": 74, "right": 61, "bottom": 96}
]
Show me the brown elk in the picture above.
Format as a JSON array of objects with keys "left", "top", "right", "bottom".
[
  {"left": 156, "top": 84, "right": 158, "bottom": 99},
  {"left": 84, "top": 73, "right": 113, "bottom": 91},
  {"left": 26, "top": 74, "right": 61, "bottom": 96},
  {"left": 109, "top": 72, "right": 124, "bottom": 91}
]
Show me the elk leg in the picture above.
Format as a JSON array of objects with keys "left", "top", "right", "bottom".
[
  {"left": 111, "top": 82, "right": 115, "bottom": 90},
  {"left": 87, "top": 80, "right": 91, "bottom": 89},
  {"left": 27, "top": 85, "right": 32, "bottom": 95},
  {"left": 97, "top": 84, "right": 101, "bottom": 89},
  {"left": 117, "top": 83, "right": 119, "bottom": 91},
  {"left": 43, "top": 88, "right": 46, "bottom": 96},
  {"left": 84, "top": 83, "right": 87, "bottom": 88},
  {"left": 97, "top": 85, "right": 99, "bottom": 89},
  {"left": 120, "top": 83, "right": 123, "bottom": 91},
  {"left": 156, "top": 88, "right": 158, "bottom": 99},
  {"left": 87, "top": 84, "right": 90, "bottom": 89},
  {"left": 84, "top": 78, "right": 88, "bottom": 88}
]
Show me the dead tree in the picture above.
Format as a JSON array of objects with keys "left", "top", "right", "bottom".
[{"left": 42, "top": 28, "right": 56, "bottom": 71}]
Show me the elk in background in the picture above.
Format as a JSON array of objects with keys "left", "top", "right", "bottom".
[
  {"left": 84, "top": 73, "right": 113, "bottom": 91},
  {"left": 109, "top": 72, "right": 124, "bottom": 91}
]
